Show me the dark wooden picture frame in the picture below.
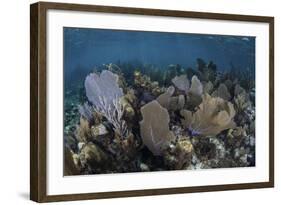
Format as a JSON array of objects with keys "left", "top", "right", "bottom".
[{"left": 30, "top": 1, "right": 274, "bottom": 202}]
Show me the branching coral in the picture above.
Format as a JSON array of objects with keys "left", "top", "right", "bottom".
[
  {"left": 180, "top": 94, "right": 236, "bottom": 136},
  {"left": 96, "top": 95, "right": 129, "bottom": 137}
]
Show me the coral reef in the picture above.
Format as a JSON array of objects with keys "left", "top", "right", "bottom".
[{"left": 64, "top": 59, "right": 255, "bottom": 175}]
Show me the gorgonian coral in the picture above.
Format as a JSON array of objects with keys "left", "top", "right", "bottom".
[
  {"left": 156, "top": 86, "right": 175, "bottom": 109},
  {"left": 172, "top": 74, "right": 189, "bottom": 93},
  {"left": 180, "top": 94, "right": 236, "bottom": 136},
  {"left": 85, "top": 70, "right": 123, "bottom": 108},
  {"left": 189, "top": 75, "right": 203, "bottom": 96},
  {"left": 85, "top": 70, "right": 129, "bottom": 137},
  {"left": 140, "top": 100, "right": 175, "bottom": 156},
  {"left": 212, "top": 83, "right": 231, "bottom": 101},
  {"left": 171, "top": 75, "right": 203, "bottom": 96}
]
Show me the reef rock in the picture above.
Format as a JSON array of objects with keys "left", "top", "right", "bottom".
[
  {"left": 163, "top": 138, "right": 193, "bottom": 169},
  {"left": 91, "top": 124, "right": 108, "bottom": 137},
  {"left": 140, "top": 100, "right": 175, "bottom": 156},
  {"left": 79, "top": 143, "right": 109, "bottom": 170},
  {"left": 64, "top": 147, "right": 80, "bottom": 175}
]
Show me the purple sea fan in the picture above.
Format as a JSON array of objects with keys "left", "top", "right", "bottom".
[
  {"left": 84, "top": 70, "right": 128, "bottom": 137},
  {"left": 85, "top": 70, "right": 123, "bottom": 109}
]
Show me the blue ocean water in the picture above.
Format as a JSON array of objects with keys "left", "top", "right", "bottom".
[{"left": 63, "top": 27, "right": 255, "bottom": 85}]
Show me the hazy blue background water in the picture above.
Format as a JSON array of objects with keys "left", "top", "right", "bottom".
[{"left": 63, "top": 27, "right": 255, "bottom": 85}]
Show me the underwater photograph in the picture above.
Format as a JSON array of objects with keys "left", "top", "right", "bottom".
[{"left": 63, "top": 27, "right": 256, "bottom": 176}]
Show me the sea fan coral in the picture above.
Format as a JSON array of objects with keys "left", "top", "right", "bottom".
[
  {"left": 189, "top": 75, "right": 203, "bottom": 96},
  {"left": 212, "top": 83, "right": 231, "bottom": 101},
  {"left": 140, "top": 100, "right": 175, "bottom": 156},
  {"left": 233, "top": 84, "right": 251, "bottom": 113},
  {"left": 84, "top": 70, "right": 129, "bottom": 137},
  {"left": 180, "top": 94, "right": 236, "bottom": 136},
  {"left": 172, "top": 74, "right": 189, "bottom": 92},
  {"left": 85, "top": 70, "right": 123, "bottom": 108},
  {"left": 234, "top": 93, "right": 251, "bottom": 113},
  {"left": 156, "top": 86, "right": 185, "bottom": 111},
  {"left": 156, "top": 86, "right": 175, "bottom": 109},
  {"left": 171, "top": 74, "right": 203, "bottom": 96},
  {"left": 185, "top": 75, "right": 203, "bottom": 109}
]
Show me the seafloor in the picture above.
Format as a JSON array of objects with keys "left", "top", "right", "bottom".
[{"left": 63, "top": 59, "right": 255, "bottom": 175}]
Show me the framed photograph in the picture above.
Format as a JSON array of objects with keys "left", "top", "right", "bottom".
[{"left": 30, "top": 1, "right": 274, "bottom": 202}]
